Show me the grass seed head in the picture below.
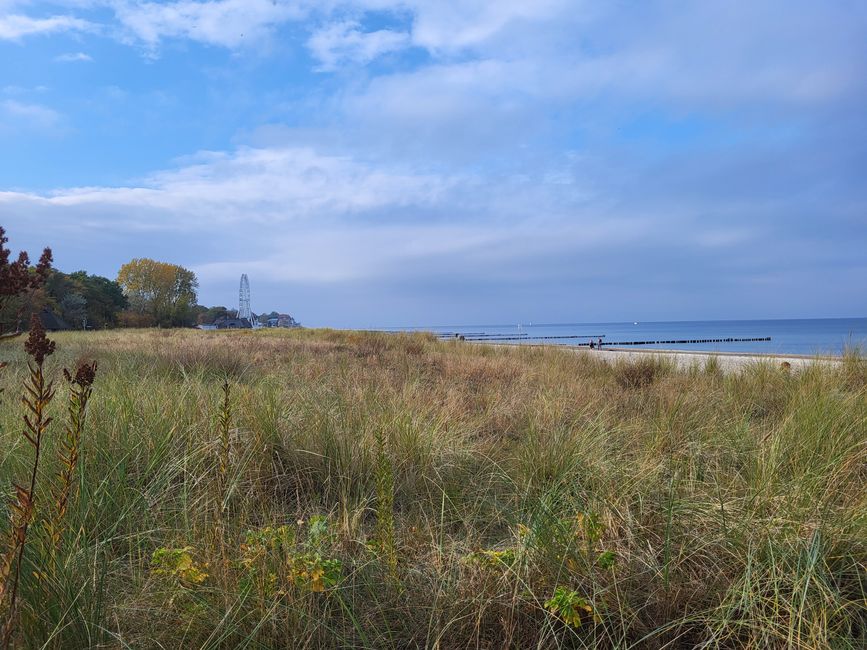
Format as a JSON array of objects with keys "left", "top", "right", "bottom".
[{"left": 24, "top": 315, "right": 55, "bottom": 365}]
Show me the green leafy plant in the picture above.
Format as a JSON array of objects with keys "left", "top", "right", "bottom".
[
  {"left": 292, "top": 516, "right": 341, "bottom": 593},
  {"left": 239, "top": 518, "right": 342, "bottom": 596},
  {"left": 573, "top": 511, "right": 603, "bottom": 544},
  {"left": 465, "top": 548, "right": 517, "bottom": 569},
  {"left": 596, "top": 550, "right": 616, "bottom": 570},
  {"left": 565, "top": 511, "right": 616, "bottom": 571},
  {"left": 306, "top": 515, "right": 331, "bottom": 548},
  {"left": 239, "top": 525, "right": 295, "bottom": 599},
  {"left": 151, "top": 546, "right": 209, "bottom": 585},
  {"left": 545, "top": 586, "right": 601, "bottom": 628},
  {"left": 288, "top": 553, "right": 342, "bottom": 593}
]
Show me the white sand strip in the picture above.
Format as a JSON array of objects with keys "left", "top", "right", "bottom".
[
  {"left": 584, "top": 347, "right": 840, "bottom": 372},
  {"left": 484, "top": 341, "right": 844, "bottom": 372}
]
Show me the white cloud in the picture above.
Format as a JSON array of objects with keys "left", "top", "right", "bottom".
[
  {"left": 103, "top": 0, "right": 577, "bottom": 62},
  {"left": 0, "top": 143, "right": 631, "bottom": 285},
  {"left": 55, "top": 51, "right": 93, "bottom": 62},
  {"left": 8, "top": 0, "right": 859, "bottom": 110},
  {"left": 308, "top": 20, "right": 409, "bottom": 71},
  {"left": 404, "top": 0, "right": 572, "bottom": 52},
  {"left": 1, "top": 133, "right": 862, "bottom": 324},
  {"left": 8, "top": 146, "right": 452, "bottom": 227},
  {"left": 0, "top": 99, "right": 62, "bottom": 129},
  {"left": 111, "top": 0, "right": 306, "bottom": 50},
  {"left": 0, "top": 13, "right": 92, "bottom": 40}
]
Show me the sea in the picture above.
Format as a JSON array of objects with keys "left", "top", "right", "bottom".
[{"left": 381, "top": 318, "right": 867, "bottom": 356}]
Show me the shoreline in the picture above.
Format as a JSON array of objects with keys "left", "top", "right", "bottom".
[
  {"left": 589, "top": 347, "right": 840, "bottom": 372},
  {"left": 486, "top": 341, "right": 845, "bottom": 372}
]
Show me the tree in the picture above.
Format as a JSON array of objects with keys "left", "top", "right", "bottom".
[
  {"left": 68, "top": 272, "right": 128, "bottom": 328},
  {"left": 43, "top": 269, "right": 127, "bottom": 329},
  {"left": 116, "top": 258, "right": 199, "bottom": 327},
  {"left": 59, "top": 292, "right": 87, "bottom": 329},
  {"left": 197, "top": 306, "right": 237, "bottom": 325},
  {"left": 0, "top": 226, "right": 52, "bottom": 336}
]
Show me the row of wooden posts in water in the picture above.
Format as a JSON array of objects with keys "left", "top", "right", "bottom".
[{"left": 437, "top": 332, "right": 772, "bottom": 347}]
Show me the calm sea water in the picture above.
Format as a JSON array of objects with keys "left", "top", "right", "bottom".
[{"left": 383, "top": 318, "right": 867, "bottom": 356}]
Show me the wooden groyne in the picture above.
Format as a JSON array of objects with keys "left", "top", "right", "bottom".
[
  {"left": 597, "top": 336, "right": 770, "bottom": 346},
  {"left": 450, "top": 334, "right": 772, "bottom": 346},
  {"left": 427, "top": 330, "right": 773, "bottom": 348},
  {"left": 572, "top": 336, "right": 771, "bottom": 347},
  {"left": 456, "top": 334, "right": 605, "bottom": 342}
]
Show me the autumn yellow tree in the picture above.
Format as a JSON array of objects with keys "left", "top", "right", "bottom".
[{"left": 116, "top": 258, "right": 198, "bottom": 327}]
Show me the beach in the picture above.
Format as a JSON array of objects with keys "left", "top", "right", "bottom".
[
  {"left": 485, "top": 340, "right": 841, "bottom": 372},
  {"left": 584, "top": 346, "right": 841, "bottom": 372}
]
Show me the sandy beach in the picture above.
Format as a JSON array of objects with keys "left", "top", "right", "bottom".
[
  {"left": 582, "top": 346, "right": 841, "bottom": 372},
  {"left": 487, "top": 340, "right": 842, "bottom": 371}
]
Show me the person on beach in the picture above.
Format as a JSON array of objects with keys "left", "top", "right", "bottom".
[
  {"left": 598, "top": 337, "right": 603, "bottom": 348},
  {"left": 589, "top": 339, "right": 595, "bottom": 349}
]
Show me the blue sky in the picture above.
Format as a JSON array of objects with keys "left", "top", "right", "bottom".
[{"left": 1, "top": 1, "right": 865, "bottom": 327}]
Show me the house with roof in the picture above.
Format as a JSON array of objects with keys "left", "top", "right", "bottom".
[{"left": 214, "top": 316, "right": 252, "bottom": 329}]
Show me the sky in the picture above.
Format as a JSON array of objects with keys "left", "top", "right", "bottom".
[{"left": 0, "top": 1, "right": 865, "bottom": 328}]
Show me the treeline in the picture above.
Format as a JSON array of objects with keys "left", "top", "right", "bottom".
[
  {"left": 43, "top": 270, "right": 128, "bottom": 329},
  {"left": 195, "top": 307, "right": 297, "bottom": 327},
  {"left": 0, "top": 251, "right": 193, "bottom": 331},
  {"left": 0, "top": 226, "right": 291, "bottom": 332}
]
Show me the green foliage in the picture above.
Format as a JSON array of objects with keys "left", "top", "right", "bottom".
[
  {"left": 574, "top": 511, "right": 603, "bottom": 544},
  {"left": 151, "top": 546, "right": 209, "bottom": 585},
  {"left": 288, "top": 553, "right": 342, "bottom": 593},
  {"left": 545, "top": 586, "right": 601, "bottom": 627},
  {"left": 68, "top": 271, "right": 128, "bottom": 327},
  {"left": 198, "top": 305, "right": 237, "bottom": 325},
  {"left": 238, "top": 520, "right": 342, "bottom": 595},
  {"left": 46, "top": 269, "right": 127, "bottom": 329},
  {"left": 116, "top": 258, "right": 198, "bottom": 327},
  {"left": 596, "top": 549, "right": 616, "bottom": 569},
  {"left": 464, "top": 548, "right": 517, "bottom": 569},
  {"left": 58, "top": 292, "right": 87, "bottom": 329},
  {"left": 305, "top": 515, "right": 331, "bottom": 548}
]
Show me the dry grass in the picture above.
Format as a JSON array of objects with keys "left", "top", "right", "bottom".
[{"left": 0, "top": 327, "right": 864, "bottom": 648}]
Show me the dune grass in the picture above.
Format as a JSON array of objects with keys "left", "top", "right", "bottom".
[{"left": 0, "top": 328, "right": 864, "bottom": 648}]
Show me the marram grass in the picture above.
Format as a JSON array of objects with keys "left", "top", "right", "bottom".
[{"left": 0, "top": 328, "right": 864, "bottom": 648}]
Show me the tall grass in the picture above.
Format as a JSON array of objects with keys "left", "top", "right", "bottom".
[{"left": 0, "top": 328, "right": 864, "bottom": 648}]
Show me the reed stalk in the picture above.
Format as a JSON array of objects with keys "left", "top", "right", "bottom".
[
  {"left": 374, "top": 428, "right": 397, "bottom": 578},
  {"left": 48, "top": 360, "right": 97, "bottom": 551},
  {"left": 1, "top": 316, "right": 56, "bottom": 649},
  {"left": 214, "top": 378, "right": 232, "bottom": 569},
  {"left": 218, "top": 379, "right": 231, "bottom": 482}
]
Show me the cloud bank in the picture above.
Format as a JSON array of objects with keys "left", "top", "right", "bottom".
[{"left": 0, "top": 1, "right": 865, "bottom": 325}]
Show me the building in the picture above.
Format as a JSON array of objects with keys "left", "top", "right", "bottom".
[
  {"left": 264, "top": 313, "right": 300, "bottom": 328},
  {"left": 214, "top": 316, "right": 253, "bottom": 329}
]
